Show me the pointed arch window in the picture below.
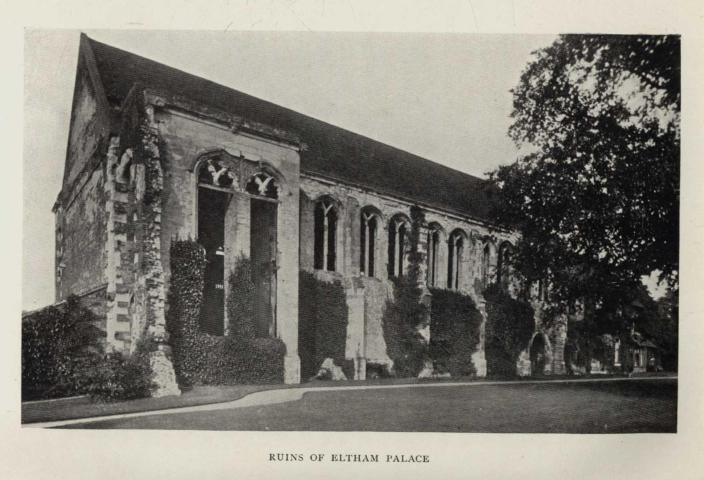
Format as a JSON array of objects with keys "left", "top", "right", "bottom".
[
  {"left": 481, "top": 243, "right": 491, "bottom": 288},
  {"left": 360, "top": 208, "right": 379, "bottom": 277},
  {"left": 426, "top": 227, "right": 441, "bottom": 287},
  {"left": 388, "top": 216, "right": 409, "bottom": 278},
  {"left": 498, "top": 243, "right": 513, "bottom": 291},
  {"left": 447, "top": 231, "right": 464, "bottom": 290},
  {"left": 314, "top": 199, "right": 337, "bottom": 271}
]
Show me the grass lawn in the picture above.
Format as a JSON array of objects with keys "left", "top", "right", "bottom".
[
  {"left": 62, "top": 378, "right": 676, "bottom": 433},
  {"left": 23, "top": 376, "right": 491, "bottom": 424}
]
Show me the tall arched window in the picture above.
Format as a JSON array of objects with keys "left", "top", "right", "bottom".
[
  {"left": 481, "top": 243, "right": 491, "bottom": 288},
  {"left": 498, "top": 242, "right": 513, "bottom": 291},
  {"left": 360, "top": 207, "right": 379, "bottom": 277},
  {"left": 196, "top": 156, "right": 239, "bottom": 336},
  {"left": 447, "top": 230, "right": 464, "bottom": 290},
  {"left": 388, "top": 215, "right": 409, "bottom": 278},
  {"left": 426, "top": 226, "right": 442, "bottom": 287},
  {"left": 314, "top": 198, "right": 337, "bottom": 271}
]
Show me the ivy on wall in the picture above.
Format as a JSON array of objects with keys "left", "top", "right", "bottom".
[
  {"left": 298, "top": 271, "right": 349, "bottom": 380},
  {"left": 381, "top": 205, "right": 429, "bottom": 378},
  {"left": 484, "top": 283, "right": 536, "bottom": 376},
  {"left": 227, "top": 255, "right": 256, "bottom": 340},
  {"left": 429, "top": 288, "right": 482, "bottom": 377},
  {"left": 166, "top": 239, "right": 285, "bottom": 387}
]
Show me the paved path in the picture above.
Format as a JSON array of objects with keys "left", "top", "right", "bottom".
[{"left": 25, "top": 375, "right": 676, "bottom": 429}]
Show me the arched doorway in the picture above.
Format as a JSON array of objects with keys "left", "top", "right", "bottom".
[{"left": 530, "top": 334, "right": 548, "bottom": 376}]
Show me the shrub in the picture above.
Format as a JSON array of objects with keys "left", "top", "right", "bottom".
[
  {"left": 74, "top": 338, "right": 156, "bottom": 401},
  {"left": 381, "top": 206, "right": 429, "bottom": 377},
  {"left": 227, "top": 255, "right": 256, "bottom": 340},
  {"left": 429, "top": 288, "right": 482, "bottom": 377},
  {"left": 167, "top": 239, "right": 286, "bottom": 386},
  {"left": 484, "top": 283, "right": 536, "bottom": 376},
  {"left": 381, "top": 276, "right": 428, "bottom": 377},
  {"left": 298, "top": 271, "right": 349, "bottom": 380},
  {"left": 22, "top": 296, "right": 104, "bottom": 400},
  {"left": 22, "top": 296, "right": 156, "bottom": 401},
  {"left": 166, "top": 239, "right": 208, "bottom": 387}
]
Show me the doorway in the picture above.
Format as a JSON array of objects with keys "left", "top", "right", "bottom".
[{"left": 250, "top": 198, "right": 278, "bottom": 338}]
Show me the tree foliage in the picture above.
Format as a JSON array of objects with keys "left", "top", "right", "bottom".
[{"left": 491, "top": 35, "right": 680, "bottom": 313}]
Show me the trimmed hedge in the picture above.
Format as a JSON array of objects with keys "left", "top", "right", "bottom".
[
  {"left": 73, "top": 338, "right": 155, "bottom": 402},
  {"left": 22, "top": 296, "right": 154, "bottom": 401},
  {"left": 484, "top": 283, "right": 536, "bottom": 376},
  {"left": 167, "top": 239, "right": 286, "bottom": 387},
  {"left": 166, "top": 239, "right": 209, "bottom": 387},
  {"left": 298, "top": 271, "right": 349, "bottom": 380},
  {"left": 227, "top": 255, "right": 256, "bottom": 340},
  {"left": 429, "top": 288, "right": 482, "bottom": 377}
]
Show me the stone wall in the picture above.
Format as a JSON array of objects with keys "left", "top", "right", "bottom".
[
  {"left": 149, "top": 97, "right": 303, "bottom": 383},
  {"left": 55, "top": 166, "right": 108, "bottom": 302},
  {"left": 298, "top": 175, "right": 517, "bottom": 377}
]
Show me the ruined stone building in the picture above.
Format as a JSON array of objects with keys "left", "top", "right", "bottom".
[{"left": 54, "top": 34, "right": 565, "bottom": 393}]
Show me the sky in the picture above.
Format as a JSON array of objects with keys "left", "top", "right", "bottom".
[{"left": 22, "top": 30, "right": 557, "bottom": 311}]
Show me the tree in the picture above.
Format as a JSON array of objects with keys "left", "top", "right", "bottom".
[
  {"left": 491, "top": 34, "right": 679, "bottom": 305},
  {"left": 490, "top": 35, "right": 679, "bottom": 370}
]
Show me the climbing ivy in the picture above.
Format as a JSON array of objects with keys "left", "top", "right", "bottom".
[
  {"left": 484, "top": 283, "right": 536, "bottom": 376},
  {"left": 166, "top": 240, "right": 285, "bottom": 387},
  {"left": 381, "top": 205, "right": 429, "bottom": 377},
  {"left": 298, "top": 271, "right": 349, "bottom": 380},
  {"left": 429, "top": 288, "right": 482, "bottom": 377}
]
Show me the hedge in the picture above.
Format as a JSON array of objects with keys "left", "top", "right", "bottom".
[
  {"left": 484, "top": 283, "right": 536, "bottom": 376},
  {"left": 429, "top": 288, "right": 482, "bottom": 377},
  {"left": 298, "top": 271, "right": 349, "bottom": 380},
  {"left": 22, "top": 295, "right": 154, "bottom": 401},
  {"left": 167, "top": 239, "right": 285, "bottom": 387},
  {"left": 227, "top": 255, "right": 256, "bottom": 339}
]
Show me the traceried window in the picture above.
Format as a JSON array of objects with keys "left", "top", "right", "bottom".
[
  {"left": 447, "top": 231, "right": 464, "bottom": 290},
  {"left": 497, "top": 242, "right": 513, "bottom": 291},
  {"left": 426, "top": 226, "right": 441, "bottom": 287},
  {"left": 388, "top": 215, "right": 409, "bottom": 278},
  {"left": 245, "top": 172, "right": 278, "bottom": 199},
  {"left": 481, "top": 243, "right": 491, "bottom": 288},
  {"left": 314, "top": 198, "right": 337, "bottom": 271},
  {"left": 198, "top": 157, "right": 236, "bottom": 189},
  {"left": 360, "top": 208, "right": 379, "bottom": 277}
]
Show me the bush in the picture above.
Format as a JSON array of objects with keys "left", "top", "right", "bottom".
[
  {"left": 381, "top": 206, "right": 430, "bottom": 378},
  {"left": 166, "top": 239, "right": 208, "bottom": 387},
  {"left": 167, "top": 239, "right": 286, "bottom": 386},
  {"left": 484, "top": 283, "right": 535, "bottom": 376},
  {"left": 298, "top": 271, "right": 349, "bottom": 380},
  {"left": 22, "top": 296, "right": 103, "bottom": 400},
  {"left": 429, "top": 288, "right": 482, "bottom": 377},
  {"left": 75, "top": 339, "right": 156, "bottom": 401},
  {"left": 227, "top": 255, "right": 256, "bottom": 339},
  {"left": 381, "top": 276, "right": 429, "bottom": 377},
  {"left": 22, "top": 296, "right": 155, "bottom": 401}
]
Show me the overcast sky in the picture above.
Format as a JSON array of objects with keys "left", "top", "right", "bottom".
[{"left": 23, "top": 30, "right": 556, "bottom": 310}]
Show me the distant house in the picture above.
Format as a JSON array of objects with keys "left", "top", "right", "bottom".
[{"left": 614, "top": 332, "right": 661, "bottom": 373}]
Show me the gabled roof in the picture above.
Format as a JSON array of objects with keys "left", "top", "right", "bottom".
[{"left": 85, "top": 34, "right": 498, "bottom": 222}]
